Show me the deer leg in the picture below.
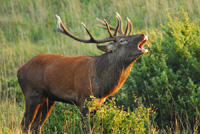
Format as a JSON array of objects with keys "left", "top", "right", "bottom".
[
  {"left": 80, "top": 102, "right": 97, "bottom": 133},
  {"left": 21, "top": 94, "right": 42, "bottom": 134},
  {"left": 30, "top": 98, "right": 55, "bottom": 134},
  {"left": 80, "top": 106, "right": 90, "bottom": 133}
]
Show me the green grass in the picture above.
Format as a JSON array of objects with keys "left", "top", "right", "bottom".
[
  {"left": 0, "top": 0, "right": 200, "bottom": 133},
  {"left": 0, "top": 100, "right": 23, "bottom": 134}
]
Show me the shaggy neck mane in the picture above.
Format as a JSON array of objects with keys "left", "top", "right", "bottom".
[{"left": 93, "top": 52, "right": 137, "bottom": 98}]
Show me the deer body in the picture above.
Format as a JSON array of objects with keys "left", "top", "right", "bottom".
[
  {"left": 18, "top": 52, "right": 136, "bottom": 104},
  {"left": 18, "top": 13, "right": 148, "bottom": 134}
]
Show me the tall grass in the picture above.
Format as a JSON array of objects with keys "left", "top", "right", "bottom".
[
  {"left": 0, "top": 100, "right": 23, "bottom": 134},
  {"left": 0, "top": 0, "right": 200, "bottom": 133}
]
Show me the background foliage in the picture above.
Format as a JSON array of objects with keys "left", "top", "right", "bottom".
[
  {"left": 0, "top": 0, "right": 200, "bottom": 133},
  {"left": 115, "top": 10, "right": 200, "bottom": 132}
]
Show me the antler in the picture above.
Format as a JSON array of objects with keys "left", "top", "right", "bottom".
[
  {"left": 127, "top": 18, "right": 133, "bottom": 35},
  {"left": 103, "top": 19, "right": 114, "bottom": 37},
  {"left": 56, "top": 15, "right": 115, "bottom": 43},
  {"left": 97, "top": 13, "right": 133, "bottom": 36}
]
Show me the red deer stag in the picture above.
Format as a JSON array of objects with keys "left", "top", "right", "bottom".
[{"left": 17, "top": 13, "right": 148, "bottom": 134}]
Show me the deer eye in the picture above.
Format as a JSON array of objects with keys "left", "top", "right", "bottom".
[
  {"left": 119, "top": 39, "right": 124, "bottom": 43},
  {"left": 119, "top": 38, "right": 128, "bottom": 45}
]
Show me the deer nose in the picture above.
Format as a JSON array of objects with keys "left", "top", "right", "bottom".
[{"left": 142, "top": 34, "right": 148, "bottom": 40}]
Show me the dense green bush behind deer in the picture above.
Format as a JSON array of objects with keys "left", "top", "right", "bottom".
[{"left": 115, "top": 10, "right": 200, "bottom": 132}]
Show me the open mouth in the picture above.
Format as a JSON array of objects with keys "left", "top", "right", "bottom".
[{"left": 138, "top": 34, "right": 148, "bottom": 53}]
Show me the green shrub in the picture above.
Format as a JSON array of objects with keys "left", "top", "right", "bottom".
[
  {"left": 42, "top": 96, "right": 157, "bottom": 134},
  {"left": 91, "top": 97, "right": 157, "bottom": 134},
  {"left": 115, "top": 10, "right": 200, "bottom": 132},
  {"left": 42, "top": 103, "right": 82, "bottom": 134}
]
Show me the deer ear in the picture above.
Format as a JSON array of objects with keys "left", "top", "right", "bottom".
[{"left": 97, "top": 43, "right": 116, "bottom": 52}]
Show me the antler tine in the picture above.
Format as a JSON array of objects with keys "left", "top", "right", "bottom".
[
  {"left": 104, "top": 19, "right": 113, "bottom": 37},
  {"left": 56, "top": 15, "right": 68, "bottom": 34},
  {"left": 127, "top": 17, "right": 133, "bottom": 35},
  {"left": 97, "top": 25, "right": 114, "bottom": 30},
  {"left": 56, "top": 15, "right": 115, "bottom": 44},
  {"left": 96, "top": 18, "right": 116, "bottom": 30},
  {"left": 113, "top": 15, "right": 120, "bottom": 36},
  {"left": 81, "top": 22, "right": 95, "bottom": 41},
  {"left": 97, "top": 17, "right": 124, "bottom": 35},
  {"left": 116, "top": 12, "right": 124, "bottom": 35},
  {"left": 124, "top": 17, "right": 130, "bottom": 36}
]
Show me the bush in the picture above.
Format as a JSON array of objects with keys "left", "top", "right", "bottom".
[
  {"left": 91, "top": 97, "right": 157, "bottom": 134},
  {"left": 42, "top": 96, "right": 157, "bottom": 134},
  {"left": 42, "top": 103, "right": 82, "bottom": 134},
  {"left": 115, "top": 10, "right": 200, "bottom": 132}
]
